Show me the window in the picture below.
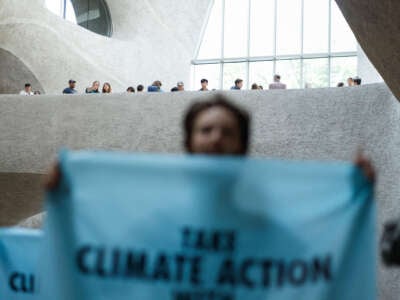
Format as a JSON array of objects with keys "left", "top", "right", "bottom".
[
  {"left": 45, "top": 0, "right": 112, "bottom": 37},
  {"left": 193, "top": 0, "right": 357, "bottom": 89},
  {"left": 197, "top": 0, "right": 223, "bottom": 60},
  {"left": 223, "top": 0, "right": 249, "bottom": 58},
  {"left": 249, "top": 0, "right": 274, "bottom": 57},
  {"left": 303, "top": 0, "right": 329, "bottom": 54},
  {"left": 249, "top": 61, "right": 274, "bottom": 89},
  {"left": 45, "top": 0, "right": 77, "bottom": 23},
  {"left": 223, "top": 63, "right": 247, "bottom": 89},
  {"left": 276, "top": 0, "right": 301, "bottom": 55},
  {"left": 192, "top": 64, "right": 221, "bottom": 91}
]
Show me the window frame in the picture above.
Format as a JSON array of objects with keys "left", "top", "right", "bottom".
[{"left": 192, "top": 0, "right": 357, "bottom": 89}]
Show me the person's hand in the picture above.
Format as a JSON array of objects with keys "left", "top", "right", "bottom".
[
  {"left": 43, "top": 162, "right": 61, "bottom": 190},
  {"left": 355, "top": 150, "right": 375, "bottom": 183}
]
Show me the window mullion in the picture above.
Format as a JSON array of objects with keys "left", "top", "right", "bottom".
[{"left": 246, "top": 0, "right": 252, "bottom": 89}]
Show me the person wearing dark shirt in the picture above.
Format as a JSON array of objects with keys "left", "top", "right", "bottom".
[
  {"left": 199, "top": 79, "right": 209, "bottom": 91},
  {"left": 63, "top": 79, "right": 78, "bottom": 94},
  {"left": 148, "top": 80, "right": 162, "bottom": 92},
  {"left": 137, "top": 84, "right": 144, "bottom": 92},
  {"left": 177, "top": 82, "right": 185, "bottom": 91},
  {"left": 230, "top": 79, "right": 243, "bottom": 90},
  {"left": 353, "top": 77, "right": 362, "bottom": 86}
]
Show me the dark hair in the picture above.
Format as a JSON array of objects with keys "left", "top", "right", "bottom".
[
  {"left": 102, "top": 82, "right": 112, "bottom": 93},
  {"left": 274, "top": 74, "right": 281, "bottom": 80},
  {"left": 337, "top": 82, "right": 344, "bottom": 87},
  {"left": 353, "top": 77, "right": 362, "bottom": 85},
  {"left": 152, "top": 80, "right": 162, "bottom": 87},
  {"left": 171, "top": 87, "right": 179, "bottom": 92},
  {"left": 234, "top": 79, "right": 243, "bottom": 86},
  {"left": 201, "top": 79, "right": 208, "bottom": 84},
  {"left": 126, "top": 86, "right": 135, "bottom": 92},
  {"left": 251, "top": 83, "right": 258, "bottom": 90},
  {"left": 25, "top": 83, "right": 31, "bottom": 87},
  {"left": 183, "top": 94, "right": 250, "bottom": 154},
  {"left": 137, "top": 84, "right": 144, "bottom": 92}
]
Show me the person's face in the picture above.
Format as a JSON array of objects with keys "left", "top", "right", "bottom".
[
  {"left": 25, "top": 86, "right": 31, "bottom": 92},
  {"left": 190, "top": 106, "right": 242, "bottom": 155},
  {"left": 103, "top": 84, "right": 110, "bottom": 92},
  {"left": 93, "top": 82, "right": 99, "bottom": 89},
  {"left": 237, "top": 81, "right": 243, "bottom": 89},
  {"left": 70, "top": 82, "right": 76, "bottom": 89},
  {"left": 201, "top": 81, "right": 208, "bottom": 89},
  {"left": 347, "top": 78, "right": 354, "bottom": 86},
  {"left": 178, "top": 85, "right": 184, "bottom": 91}
]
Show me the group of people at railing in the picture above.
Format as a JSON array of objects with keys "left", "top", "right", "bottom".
[{"left": 18, "top": 74, "right": 362, "bottom": 96}]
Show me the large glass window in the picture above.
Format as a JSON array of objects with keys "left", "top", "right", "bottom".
[
  {"left": 192, "top": 64, "right": 221, "bottom": 91},
  {"left": 303, "top": 58, "right": 329, "bottom": 88},
  {"left": 249, "top": 0, "right": 274, "bottom": 57},
  {"left": 223, "top": 0, "right": 249, "bottom": 58},
  {"left": 249, "top": 61, "right": 274, "bottom": 89},
  {"left": 303, "top": 0, "right": 329, "bottom": 54},
  {"left": 331, "top": 1, "right": 357, "bottom": 52},
  {"left": 45, "top": 0, "right": 76, "bottom": 23},
  {"left": 276, "top": 0, "right": 302, "bottom": 56},
  {"left": 193, "top": 0, "right": 357, "bottom": 89},
  {"left": 276, "top": 60, "right": 302, "bottom": 89},
  {"left": 223, "top": 63, "right": 247, "bottom": 89},
  {"left": 45, "top": 0, "right": 112, "bottom": 37},
  {"left": 197, "top": 0, "right": 223, "bottom": 59},
  {"left": 330, "top": 57, "right": 357, "bottom": 86}
]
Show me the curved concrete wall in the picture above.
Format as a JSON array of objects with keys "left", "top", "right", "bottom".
[
  {"left": 0, "top": 84, "right": 399, "bottom": 297},
  {"left": 335, "top": 0, "right": 400, "bottom": 101},
  {"left": 0, "top": 0, "right": 210, "bottom": 94},
  {"left": 0, "top": 49, "right": 44, "bottom": 94}
]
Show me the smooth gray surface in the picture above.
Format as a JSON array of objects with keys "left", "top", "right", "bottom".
[
  {"left": 0, "top": 173, "right": 43, "bottom": 226},
  {"left": 0, "top": 84, "right": 400, "bottom": 298}
]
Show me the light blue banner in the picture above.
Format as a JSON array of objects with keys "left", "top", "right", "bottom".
[
  {"left": 0, "top": 228, "right": 42, "bottom": 300},
  {"left": 43, "top": 151, "right": 376, "bottom": 300}
]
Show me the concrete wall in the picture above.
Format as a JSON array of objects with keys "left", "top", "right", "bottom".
[
  {"left": 0, "top": 0, "right": 210, "bottom": 94},
  {"left": 0, "top": 49, "right": 44, "bottom": 94},
  {"left": 0, "top": 84, "right": 399, "bottom": 297},
  {"left": 336, "top": 0, "right": 400, "bottom": 101}
]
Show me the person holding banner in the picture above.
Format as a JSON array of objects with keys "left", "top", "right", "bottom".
[{"left": 17, "top": 95, "right": 374, "bottom": 229}]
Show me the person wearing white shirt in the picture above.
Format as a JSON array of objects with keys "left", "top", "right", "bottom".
[{"left": 19, "top": 83, "right": 34, "bottom": 95}]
